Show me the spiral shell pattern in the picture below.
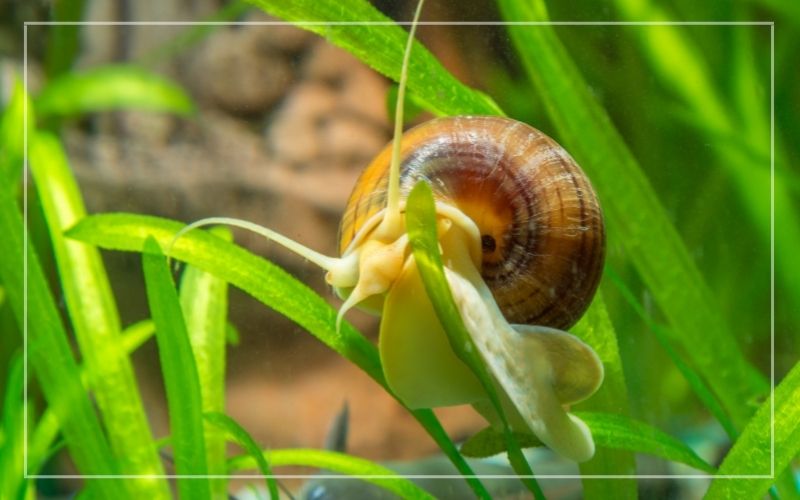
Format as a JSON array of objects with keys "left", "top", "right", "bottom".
[{"left": 339, "top": 116, "right": 605, "bottom": 330}]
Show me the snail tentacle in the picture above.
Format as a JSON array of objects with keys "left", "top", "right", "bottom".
[{"left": 169, "top": 216, "right": 341, "bottom": 272}]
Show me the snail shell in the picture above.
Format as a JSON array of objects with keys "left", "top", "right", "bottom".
[{"left": 339, "top": 116, "right": 605, "bottom": 330}]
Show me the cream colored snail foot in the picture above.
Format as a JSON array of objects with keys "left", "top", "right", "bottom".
[{"left": 378, "top": 215, "right": 603, "bottom": 462}]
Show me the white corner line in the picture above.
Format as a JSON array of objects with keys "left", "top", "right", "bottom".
[
  {"left": 23, "top": 21, "right": 29, "bottom": 482},
  {"left": 23, "top": 20, "right": 774, "bottom": 26},
  {"left": 769, "top": 21, "right": 776, "bottom": 480}
]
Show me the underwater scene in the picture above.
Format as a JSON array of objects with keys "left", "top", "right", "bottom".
[{"left": 1, "top": 0, "right": 798, "bottom": 498}]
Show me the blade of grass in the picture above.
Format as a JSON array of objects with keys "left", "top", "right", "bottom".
[
  {"left": 706, "top": 361, "right": 800, "bottom": 498},
  {"left": 405, "top": 181, "right": 544, "bottom": 499},
  {"left": 28, "top": 318, "right": 159, "bottom": 477},
  {"left": 204, "top": 412, "right": 279, "bottom": 500},
  {"left": 571, "top": 294, "right": 637, "bottom": 498},
  {"left": 67, "top": 213, "right": 491, "bottom": 499},
  {"left": 28, "top": 405, "right": 60, "bottom": 477},
  {"left": 229, "top": 448, "right": 435, "bottom": 500},
  {"left": 35, "top": 65, "right": 194, "bottom": 118},
  {"left": 496, "top": 0, "right": 767, "bottom": 430},
  {"left": 0, "top": 182, "right": 121, "bottom": 495},
  {"left": 29, "top": 131, "right": 169, "bottom": 495},
  {"left": 0, "top": 76, "right": 33, "bottom": 191},
  {"left": 461, "top": 411, "right": 715, "bottom": 474},
  {"left": 74, "top": 214, "right": 384, "bottom": 382},
  {"left": 180, "top": 227, "right": 231, "bottom": 499},
  {"left": 0, "top": 352, "right": 26, "bottom": 500},
  {"left": 142, "top": 237, "right": 210, "bottom": 498},
  {"left": 612, "top": 0, "right": 800, "bottom": 349},
  {"left": 605, "top": 268, "right": 738, "bottom": 439},
  {"left": 246, "top": 0, "right": 503, "bottom": 117},
  {"left": 44, "top": 0, "right": 86, "bottom": 77}
]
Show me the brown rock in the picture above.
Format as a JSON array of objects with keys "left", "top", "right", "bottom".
[{"left": 189, "top": 28, "right": 293, "bottom": 115}]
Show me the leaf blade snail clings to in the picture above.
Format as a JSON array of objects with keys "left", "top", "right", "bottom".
[{"left": 177, "top": 5, "right": 605, "bottom": 464}]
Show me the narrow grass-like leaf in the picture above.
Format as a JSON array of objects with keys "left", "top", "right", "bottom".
[
  {"left": 142, "top": 237, "right": 210, "bottom": 498},
  {"left": 571, "top": 295, "right": 637, "bottom": 497},
  {"left": 605, "top": 269, "right": 737, "bottom": 439},
  {"left": 229, "top": 448, "right": 435, "bottom": 500},
  {"left": 36, "top": 65, "right": 194, "bottom": 118},
  {"left": 496, "top": 0, "right": 767, "bottom": 430},
  {"left": 67, "top": 213, "right": 490, "bottom": 499},
  {"left": 29, "top": 131, "right": 168, "bottom": 495},
  {"left": 72, "top": 214, "right": 383, "bottom": 383},
  {"left": 405, "top": 181, "right": 544, "bottom": 499},
  {"left": 462, "top": 412, "right": 715, "bottom": 474},
  {"left": 30, "top": 318, "right": 159, "bottom": 476},
  {"left": 28, "top": 407, "right": 60, "bottom": 477},
  {"left": 204, "top": 411, "right": 279, "bottom": 500},
  {"left": 121, "top": 319, "right": 156, "bottom": 353},
  {"left": 0, "top": 184, "right": 120, "bottom": 496},
  {"left": 0, "top": 76, "right": 33, "bottom": 189},
  {"left": 180, "top": 228, "right": 231, "bottom": 499},
  {"left": 613, "top": 0, "right": 800, "bottom": 351},
  {"left": 706, "top": 361, "right": 800, "bottom": 498},
  {"left": 246, "top": 0, "right": 502, "bottom": 117},
  {"left": 578, "top": 412, "right": 715, "bottom": 474},
  {"left": 0, "top": 352, "right": 26, "bottom": 500},
  {"left": 44, "top": 0, "right": 86, "bottom": 77}
]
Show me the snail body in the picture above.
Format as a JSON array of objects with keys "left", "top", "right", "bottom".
[{"left": 340, "top": 115, "right": 605, "bottom": 330}]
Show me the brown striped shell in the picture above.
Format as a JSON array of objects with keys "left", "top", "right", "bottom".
[{"left": 339, "top": 116, "right": 605, "bottom": 330}]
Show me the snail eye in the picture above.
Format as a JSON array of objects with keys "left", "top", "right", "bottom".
[{"left": 481, "top": 234, "right": 497, "bottom": 253}]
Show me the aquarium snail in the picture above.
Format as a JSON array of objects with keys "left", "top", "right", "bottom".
[
  {"left": 325, "top": 115, "right": 605, "bottom": 462},
  {"left": 175, "top": 3, "right": 604, "bottom": 463}
]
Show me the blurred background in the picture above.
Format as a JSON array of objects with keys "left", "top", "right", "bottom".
[{"left": 1, "top": 0, "right": 796, "bottom": 497}]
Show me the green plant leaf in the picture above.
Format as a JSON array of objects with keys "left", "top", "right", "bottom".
[
  {"left": 71, "top": 213, "right": 384, "bottom": 383},
  {"left": 229, "top": 448, "right": 435, "bottom": 500},
  {"left": 44, "top": 0, "right": 86, "bottom": 77},
  {"left": 246, "top": 0, "right": 502, "bottom": 117},
  {"left": 0, "top": 76, "right": 33, "bottom": 190},
  {"left": 36, "top": 65, "right": 194, "bottom": 118},
  {"left": 0, "top": 352, "right": 26, "bottom": 500},
  {"left": 204, "top": 412, "right": 279, "bottom": 500},
  {"left": 462, "top": 412, "right": 715, "bottom": 474},
  {"left": 142, "top": 237, "right": 210, "bottom": 498},
  {"left": 405, "top": 181, "right": 544, "bottom": 499},
  {"left": 571, "top": 295, "right": 637, "bottom": 497},
  {"left": 706, "top": 362, "right": 800, "bottom": 498},
  {"left": 29, "top": 131, "right": 168, "bottom": 495},
  {"left": 180, "top": 228, "right": 231, "bottom": 499},
  {"left": 27, "top": 317, "right": 163, "bottom": 477},
  {"left": 612, "top": 0, "right": 800, "bottom": 363},
  {"left": 67, "top": 213, "right": 491, "bottom": 499},
  {"left": 0, "top": 179, "right": 121, "bottom": 496},
  {"left": 605, "top": 268, "right": 737, "bottom": 439},
  {"left": 496, "top": 0, "right": 767, "bottom": 431}
]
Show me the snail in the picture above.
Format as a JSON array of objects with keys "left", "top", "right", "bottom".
[
  {"left": 331, "top": 115, "right": 606, "bottom": 462},
  {"left": 175, "top": 1, "right": 604, "bottom": 463}
]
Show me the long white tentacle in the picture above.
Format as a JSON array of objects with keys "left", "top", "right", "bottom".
[
  {"left": 168, "top": 216, "right": 340, "bottom": 271},
  {"left": 382, "top": 0, "right": 425, "bottom": 234}
]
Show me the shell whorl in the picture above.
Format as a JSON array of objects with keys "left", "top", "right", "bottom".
[{"left": 339, "top": 116, "right": 605, "bottom": 330}]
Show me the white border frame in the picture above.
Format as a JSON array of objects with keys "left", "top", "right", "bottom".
[{"left": 22, "top": 19, "right": 775, "bottom": 482}]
